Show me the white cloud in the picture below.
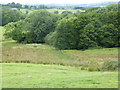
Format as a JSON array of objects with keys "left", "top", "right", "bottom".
[{"left": 0, "top": 0, "right": 119, "bottom": 4}]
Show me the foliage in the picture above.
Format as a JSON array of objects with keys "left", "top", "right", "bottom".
[
  {"left": 77, "top": 17, "right": 99, "bottom": 49},
  {"left": 44, "top": 31, "right": 57, "bottom": 46},
  {"left": 59, "top": 12, "right": 76, "bottom": 19},
  {"left": 5, "top": 2, "right": 22, "bottom": 9},
  {"left": 46, "top": 4, "right": 119, "bottom": 50},
  {"left": 88, "top": 67, "right": 100, "bottom": 72},
  {"left": 38, "top": 4, "right": 48, "bottom": 9},
  {"left": 2, "top": 7, "right": 26, "bottom": 26},
  {"left": 53, "top": 17, "right": 79, "bottom": 49},
  {"left": 102, "top": 60, "right": 119, "bottom": 71},
  {"left": 4, "top": 20, "right": 27, "bottom": 42},
  {"left": 4, "top": 10, "right": 58, "bottom": 43},
  {"left": 106, "top": 4, "right": 118, "bottom": 11},
  {"left": 62, "top": 11, "right": 72, "bottom": 14},
  {"left": 24, "top": 10, "right": 58, "bottom": 43},
  {"left": 97, "top": 24, "right": 118, "bottom": 47},
  {"left": 74, "top": 7, "right": 86, "bottom": 10},
  {"left": 54, "top": 11, "right": 59, "bottom": 14},
  {"left": 3, "top": 4, "right": 119, "bottom": 49}
]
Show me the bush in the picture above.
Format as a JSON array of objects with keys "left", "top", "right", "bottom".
[
  {"left": 81, "top": 67, "right": 87, "bottom": 70},
  {"left": 88, "top": 66, "right": 100, "bottom": 72},
  {"left": 102, "top": 60, "right": 118, "bottom": 71}
]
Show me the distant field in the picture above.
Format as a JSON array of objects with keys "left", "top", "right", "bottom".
[
  {"left": 20, "top": 9, "right": 85, "bottom": 14},
  {"left": 2, "top": 63, "right": 118, "bottom": 88},
  {"left": 20, "top": 9, "right": 35, "bottom": 14},
  {"left": 46, "top": 9, "right": 85, "bottom": 13}
]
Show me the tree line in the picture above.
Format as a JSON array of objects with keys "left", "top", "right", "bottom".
[
  {"left": 2, "top": 2, "right": 54, "bottom": 9},
  {"left": 4, "top": 4, "right": 119, "bottom": 50}
]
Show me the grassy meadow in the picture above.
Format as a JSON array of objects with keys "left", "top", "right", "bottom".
[
  {"left": 1, "top": 26, "right": 118, "bottom": 88},
  {"left": 3, "top": 63, "right": 118, "bottom": 88}
]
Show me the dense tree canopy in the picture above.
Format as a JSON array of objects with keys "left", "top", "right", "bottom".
[
  {"left": 5, "top": 2, "right": 22, "bottom": 9},
  {"left": 2, "top": 7, "right": 26, "bottom": 26},
  {"left": 24, "top": 10, "right": 58, "bottom": 43},
  {"left": 4, "top": 10, "right": 58, "bottom": 43},
  {"left": 50, "top": 17, "right": 79, "bottom": 49},
  {"left": 45, "top": 4, "right": 119, "bottom": 49},
  {"left": 4, "top": 4, "right": 119, "bottom": 49},
  {"left": 4, "top": 20, "right": 26, "bottom": 42}
]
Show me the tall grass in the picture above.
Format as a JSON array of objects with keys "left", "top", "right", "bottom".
[{"left": 2, "top": 42, "right": 118, "bottom": 71}]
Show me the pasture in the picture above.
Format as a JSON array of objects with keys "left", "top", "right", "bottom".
[{"left": 2, "top": 63, "right": 118, "bottom": 88}]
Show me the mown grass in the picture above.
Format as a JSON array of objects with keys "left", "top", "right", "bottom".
[{"left": 2, "top": 63, "right": 118, "bottom": 88}]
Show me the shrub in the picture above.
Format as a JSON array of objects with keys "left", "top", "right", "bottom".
[
  {"left": 81, "top": 67, "right": 87, "bottom": 70},
  {"left": 102, "top": 60, "right": 118, "bottom": 71},
  {"left": 15, "top": 61, "right": 19, "bottom": 63},
  {"left": 88, "top": 66, "right": 100, "bottom": 72},
  {"left": 86, "top": 61, "right": 101, "bottom": 71}
]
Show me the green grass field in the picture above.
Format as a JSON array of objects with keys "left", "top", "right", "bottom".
[{"left": 2, "top": 63, "right": 118, "bottom": 88}]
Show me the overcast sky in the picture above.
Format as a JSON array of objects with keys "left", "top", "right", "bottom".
[{"left": 0, "top": 0, "right": 119, "bottom": 4}]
